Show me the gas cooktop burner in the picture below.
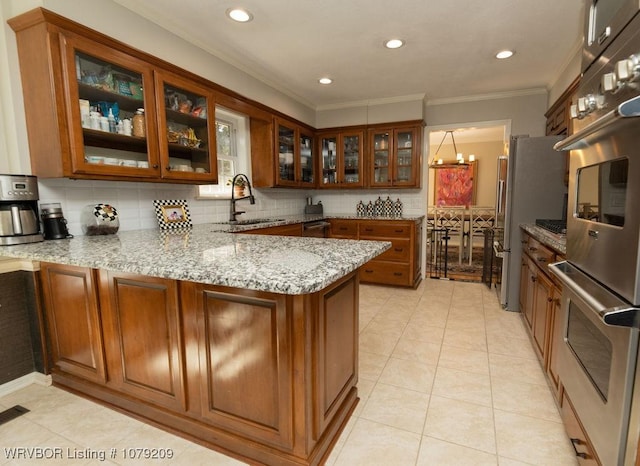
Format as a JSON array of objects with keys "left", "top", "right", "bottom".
[{"left": 535, "top": 219, "right": 567, "bottom": 235}]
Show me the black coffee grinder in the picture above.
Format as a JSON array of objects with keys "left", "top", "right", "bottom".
[{"left": 40, "top": 203, "right": 72, "bottom": 240}]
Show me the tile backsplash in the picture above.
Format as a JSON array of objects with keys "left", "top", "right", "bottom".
[{"left": 37, "top": 179, "right": 426, "bottom": 236}]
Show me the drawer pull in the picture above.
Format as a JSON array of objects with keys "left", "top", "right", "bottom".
[
  {"left": 528, "top": 246, "right": 538, "bottom": 251},
  {"left": 569, "top": 438, "right": 588, "bottom": 459},
  {"left": 364, "top": 228, "right": 373, "bottom": 232},
  {"left": 364, "top": 269, "right": 374, "bottom": 274},
  {"left": 393, "top": 272, "right": 403, "bottom": 276},
  {"left": 394, "top": 247, "right": 403, "bottom": 252},
  {"left": 395, "top": 229, "right": 404, "bottom": 233},
  {"left": 537, "top": 257, "right": 547, "bottom": 263}
]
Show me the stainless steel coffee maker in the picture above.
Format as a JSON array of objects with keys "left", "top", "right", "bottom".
[{"left": 0, "top": 174, "right": 44, "bottom": 245}]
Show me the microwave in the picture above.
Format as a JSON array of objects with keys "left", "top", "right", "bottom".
[{"left": 582, "top": 0, "right": 640, "bottom": 71}]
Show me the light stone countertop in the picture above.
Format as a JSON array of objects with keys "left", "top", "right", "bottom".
[
  {"left": 0, "top": 224, "right": 390, "bottom": 295},
  {"left": 521, "top": 224, "right": 567, "bottom": 255}
]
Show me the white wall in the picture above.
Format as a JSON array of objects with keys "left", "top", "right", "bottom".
[{"left": 316, "top": 96, "right": 425, "bottom": 128}]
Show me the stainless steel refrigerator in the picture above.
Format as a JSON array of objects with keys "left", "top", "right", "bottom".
[{"left": 495, "top": 135, "right": 567, "bottom": 310}]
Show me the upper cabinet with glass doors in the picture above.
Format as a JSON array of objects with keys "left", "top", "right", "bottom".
[
  {"left": 319, "top": 130, "right": 364, "bottom": 188},
  {"left": 275, "top": 117, "right": 315, "bottom": 187},
  {"left": 9, "top": 10, "right": 217, "bottom": 184},
  {"left": 154, "top": 70, "right": 217, "bottom": 181},
  {"left": 368, "top": 122, "right": 422, "bottom": 188}
]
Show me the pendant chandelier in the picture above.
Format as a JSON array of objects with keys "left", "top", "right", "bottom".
[{"left": 429, "top": 130, "right": 475, "bottom": 168}]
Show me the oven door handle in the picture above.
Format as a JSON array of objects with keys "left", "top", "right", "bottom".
[
  {"left": 549, "top": 260, "right": 640, "bottom": 328},
  {"left": 553, "top": 94, "right": 640, "bottom": 151}
]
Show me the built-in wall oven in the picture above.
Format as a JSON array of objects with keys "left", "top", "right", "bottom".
[{"left": 552, "top": 9, "right": 640, "bottom": 466}]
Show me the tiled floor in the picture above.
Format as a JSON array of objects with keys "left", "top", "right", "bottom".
[{"left": 0, "top": 280, "right": 579, "bottom": 466}]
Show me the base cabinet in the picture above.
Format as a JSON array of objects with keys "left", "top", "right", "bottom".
[
  {"left": 40, "top": 263, "right": 107, "bottom": 384},
  {"left": 38, "top": 262, "right": 358, "bottom": 466},
  {"left": 561, "top": 391, "right": 600, "bottom": 465},
  {"left": 328, "top": 218, "right": 422, "bottom": 288}
]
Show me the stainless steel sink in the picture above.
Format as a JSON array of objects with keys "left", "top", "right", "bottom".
[{"left": 216, "top": 218, "right": 285, "bottom": 225}]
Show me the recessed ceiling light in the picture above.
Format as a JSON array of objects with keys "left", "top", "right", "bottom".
[
  {"left": 496, "top": 50, "right": 514, "bottom": 59},
  {"left": 319, "top": 77, "right": 333, "bottom": 85},
  {"left": 226, "top": 8, "right": 253, "bottom": 23},
  {"left": 384, "top": 39, "right": 405, "bottom": 49}
]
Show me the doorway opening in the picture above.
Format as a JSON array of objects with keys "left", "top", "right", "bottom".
[{"left": 425, "top": 120, "right": 509, "bottom": 282}]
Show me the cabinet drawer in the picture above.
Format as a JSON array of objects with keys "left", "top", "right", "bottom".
[
  {"left": 525, "top": 236, "right": 556, "bottom": 268},
  {"left": 560, "top": 392, "right": 600, "bottom": 465},
  {"left": 368, "top": 238, "right": 410, "bottom": 262},
  {"left": 330, "top": 220, "right": 357, "bottom": 238},
  {"left": 359, "top": 261, "right": 411, "bottom": 286},
  {"left": 359, "top": 222, "right": 411, "bottom": 238}
]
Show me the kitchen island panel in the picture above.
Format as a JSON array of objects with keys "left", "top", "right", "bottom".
[{"left": 191, "top": 285, "right": 294, "bottom": 449}]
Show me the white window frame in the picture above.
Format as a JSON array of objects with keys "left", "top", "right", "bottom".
[{"left": 196, "top": 107, "right": 250, "bottom": 199}]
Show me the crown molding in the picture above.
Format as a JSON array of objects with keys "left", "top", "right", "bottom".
[
  {"left": 316, "top": 93, "right": 426, "bottom": 111},
  {"left": 426, "top": 88, "right": 547, "bottom": 106}
]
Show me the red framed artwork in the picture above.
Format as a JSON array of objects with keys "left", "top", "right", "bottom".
[{"left": 434, "top": 164, "right": 476, "bottom": 207}]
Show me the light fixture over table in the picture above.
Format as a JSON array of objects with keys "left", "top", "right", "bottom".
[{"left": 430, "top": 130, "right": 476, "bottom": 168}]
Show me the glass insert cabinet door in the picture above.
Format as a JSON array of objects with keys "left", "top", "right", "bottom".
[
  {"left": 278, "top": 122, "right": 296, "bottom": 185},
  {"left": 299, "top": 132, "right": 314, "bottom": 184},
  {"left": 395, "top": 129, "right": 415, "bottom": 184},
  {"left": 342, "top": 133, "right": 362, "bottom": 185},
  {"left": 321, "top": 135, "right": 339, "bottom": 185},
  {"left": 155, "top": 70, "right": 217, "bottom": 181},
  {"left": 65, "top": 34, "right": 160, "bottom": 176},
  {"left": 371, "top": 130, "right": 391, "bottom": 186}
]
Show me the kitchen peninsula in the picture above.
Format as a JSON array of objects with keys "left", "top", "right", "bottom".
[{"left": 1, "top": 225, "right": 389, "bottom": 466}]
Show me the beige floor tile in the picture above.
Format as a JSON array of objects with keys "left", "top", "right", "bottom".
[
  {"left": 392, "top": 336, "right": 442, "bottom": 365},
  {"left": 424, "top": 395, "right": 496, "bottom": 454},
  {"left": 494, "top": 410, "right": 578, "bottom": 465},
  {"left": 359, "top": 350, "right": 389, "bottom": 381},
  {"left": 170, "top": 443, "right": 248, "bottom": 465},
  {"left": 359, "top": 330, "right": 400, "bottom": 356},
  {"left": 491, "top": 378, "right": 562, "bottom": 423},
  {"left": 363, "top": 316, "right": 408, "bottom": 338},
  {"left": 378, "top": 357, "right": 437, "bottom": 393},
  {"left": 409, "top": 309, "right": 448, "bottom": 329},
  {"left": 360, "top": 382, "right": 429, "bottom": 434},
  {"left": 0, "top": 416, "right": 59, "bottom": 447},
  {"left": 401, "top": 322, "right": 445, "bottom": 343},
  {"left": 442, "top": 327, "right": 488, "bottom": 351},
  {"left": 497, "top": 457, "right": 536, "bottom": 466},
  {"left": 333, "top": 418, "right": 421, "bottom": 466},
  {"left": 111, "top": 423, "right": 200, "bottom": 465},
  {"left": 417, "top": 436, "right": 498, "bottom": 466},
  {"left": 438, "top": 344, "right": 490, "bottom": 375},
  {"left": 432, "top": 367, "right": 493, "bottom": 407},
  {"left": 487, "top": 333, "right": 538, "bottom": 360},
  {"left": 488, "top": 353, "right": 548, "bottom": 386}
]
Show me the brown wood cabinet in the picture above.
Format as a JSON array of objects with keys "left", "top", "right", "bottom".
[
  {"left": 561, "top": 391, "right": 601, "bottom": 465},
  {"left": 9, "top": 8, "right": 220, "bottom": 184},
  {"left": 244, "top": 223, "right": 303, "bottom": 236},
  {"left": 545, "top": 77, "right": 579, "bottom": 185},
  {"left": 546, "top": 285, "right": 563, "bottom": 399},
  {"left": 39, "top": 263, "right": 107, "bottom": 384},
  {"left": 368, "top": 121, "right": 422, "bottom": 188},
  {"left": 317, "top": 129, "right": 366, "bottom": 188},
  {"left": 328, "top": 218, "right": 422, "bottom": 288},
  {"left": 38, "top": 261, "right": 359, "bottom": 466},
  {"left": 519, "top": 230, "right": 564, "bottom": 400}
]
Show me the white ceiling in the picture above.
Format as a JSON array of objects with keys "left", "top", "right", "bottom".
[{"left": 114, "top": 0, "right": 586, "bottom": 110}]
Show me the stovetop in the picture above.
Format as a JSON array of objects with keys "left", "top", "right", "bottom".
[{"left": 535, "top": 219, "right": 567, "bottom": 235}]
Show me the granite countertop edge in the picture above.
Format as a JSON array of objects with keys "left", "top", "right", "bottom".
[
  {"left": 520, "top": 224, "right": 567, "bottom": 255},
  {"left": 0, "top": 224, "right": 391, "bottom": 295}
]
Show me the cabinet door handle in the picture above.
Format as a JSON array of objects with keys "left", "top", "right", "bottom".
[
  {"left": 569, "top": 438, "right": 588, "bottom": 459},
  {"left": 528, "top": 246, "right": 538, "bottom": 251},
  {"left": 153, "top": 164, "right": 159, "bottom": 169},
  {"left": 547, "top": 297, "right": 553, "bottom": 302},
  {"left": 531, "top": 276, "right": 537, "bottom": 282}
]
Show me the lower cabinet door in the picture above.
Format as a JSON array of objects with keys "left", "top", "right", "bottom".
[
  {"left": 561, "top": 391, "right": 600, "bottom": 465},
  {"left": 40, "top": 263, "right": 107, "bottom": 383},
  {"left": 99, "top": 271, "right": 185, "bottom": 411}
]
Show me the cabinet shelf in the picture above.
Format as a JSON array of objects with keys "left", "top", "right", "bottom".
[
  {"left": 165, "top": 108, "right": 208, "bottom": 128},
  {"left": 78, "top": 83, "right": 143, "bottom": 111},
  {"left": 83, "top": 128, "right": 147, "bottom": 153}
]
